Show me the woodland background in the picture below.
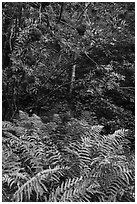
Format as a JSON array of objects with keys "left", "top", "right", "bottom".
[{"left": 2, "top": 2, "right": 135, "bottom": 202}]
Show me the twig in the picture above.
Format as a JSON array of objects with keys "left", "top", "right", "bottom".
[
  {"left": 58, "top": 3, "right": 64, "bottom": 23},
  {"left": 27, "top": 79, "right": 81, "bottom": 110},
  {"left": 120, "top": 87, "right": 135, "bottom": 90},
  {"left": 40, "top": 54, "right": 62, "bottom": 87},
  {"left": 9, "top": 25, "right": 14, "bottom": 52},
  {"left": 78, "top": 3, "right": 91, "bottom": 25},
  {"left": 76, "top": 3, "right": 91, "bottom": 23},
  {"left": 39, "top": 3, "right": 42, "bottom": 24},
  {"left": 60, "top": 19, "right": 76, "bottom": 30},
  {"left": 84, "top": 51, "right": 99, "bottom": 67}
]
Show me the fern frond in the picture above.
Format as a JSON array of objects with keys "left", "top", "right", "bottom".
[
  {"left": 3, "top": 174, "right": 15, "bottom": 187},
  {"left": 2, "top": 121, "right": 15, "bottom": 129},
  {"left": 2, "top": 111, "right": 134, "bottom": 201},
  {"left": 29, "top": 2, "right": 40, "bottom": 9},
  {"left": 49, "top": 176, "right": 85, "bottom": 202},
  {"left": 13, "top": 166, "right": 68, "bottom": 202}
]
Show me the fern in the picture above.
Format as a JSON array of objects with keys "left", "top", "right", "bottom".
[
  {"left": 2, "top": 111, "right": 134, "bottom": 201},
  {"left": 13, "top": 166, "right": 69, "bottom": 202}
]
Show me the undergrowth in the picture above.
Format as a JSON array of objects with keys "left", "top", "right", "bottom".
[{"left": 2, "top": 111, "right": 135, "bottom": 202}]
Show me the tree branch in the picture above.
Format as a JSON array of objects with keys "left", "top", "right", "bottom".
[
  {"left": 76, "top": 3, "right": 91, "bottom": 24},
  {"left": 84, "top": 51, "right": 99, "bottom": 67},
  {"left": 58, "top": 3, "right": 64, "bottom": 23},
  {"left": 26, "top": 79, "right": 81, "bottom": 111},
  {"left": 59, "top": 19, "right": 76, "bottom": 30}
]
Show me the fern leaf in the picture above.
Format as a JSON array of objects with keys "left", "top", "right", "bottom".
[{"left": 13, "top": 166, "right": 68, "bottom": 201}]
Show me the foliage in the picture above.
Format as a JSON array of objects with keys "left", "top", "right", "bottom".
[
  {"left": 2, "top": 2, "right": 135, "bottom": 202},
  {"left": 2, "top": 111, "right": 135, "bottom": 202},
  {"left": 2, "top": 2, "right": 135, "bottom": 125}
]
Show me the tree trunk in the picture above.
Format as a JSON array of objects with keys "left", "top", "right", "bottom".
[{"left": 69, "top": 64, "right": 76, "bottom": 94}]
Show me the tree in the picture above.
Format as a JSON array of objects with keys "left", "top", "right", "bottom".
[{"left": 2, "top": 2, "right": 134, "bottom": 123}]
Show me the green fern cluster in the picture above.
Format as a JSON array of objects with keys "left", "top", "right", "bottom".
[{"left": 2, "top": 111, "right": 135, "bottom": 202}]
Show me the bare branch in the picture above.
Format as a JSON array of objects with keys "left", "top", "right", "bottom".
[
  {"left": 58, "top": 3, "right": 64, "bottom": 23},
  {"left": 84, "top": 51, "right": 99, "bottom": 67},
  {"left": 76, "top": 3, "right": 91, "bottom": 24}
]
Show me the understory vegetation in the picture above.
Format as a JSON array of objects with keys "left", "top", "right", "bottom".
[
  {"left": 2, "top": 111, "right": 135, "bottom": 201},
  {"left": 2, "top": 2, "right": 135, "bottom": 202}
]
